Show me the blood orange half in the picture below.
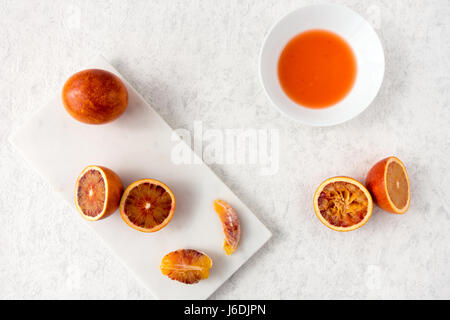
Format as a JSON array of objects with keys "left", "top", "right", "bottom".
[
  {"left": 314, "top": 177, "right": 373, "bottom": 231},
  {"left": 119, "top": 179, "right": 175, "bottom": 232},
  {"left": 75, "top": 165, "right": 124, "bottom": 221},
  {"left": 366, "top": 156, "right": 411, "bottom": 214}
]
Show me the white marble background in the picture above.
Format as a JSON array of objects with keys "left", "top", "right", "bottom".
[{"left": 1, "top": 0, "right": 449, "bottom": 299}]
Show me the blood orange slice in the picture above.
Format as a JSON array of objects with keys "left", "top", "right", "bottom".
[
  {"left": 366, "top": 156, "right": 411, "bottom": 214},
  {"left": 314, "top": 177, "right": 373, "bottom": 231},
  {"left": 75, "top": 165, "right": 124, "bottom": 221},
  {"left": 160, "top": 249, "right": 212, "bottom": 284},
  {"left": 213, "top": 200, "right": 241, "bottom": 255},
  {"left": 119, "top": 179, "right": 175, "bottom": 232}
]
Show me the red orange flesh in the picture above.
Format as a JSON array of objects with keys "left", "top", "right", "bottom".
[
  {"left": 213, "top": 200, "right": 241, "bottom": 255},
  {"left": 314, "top": 177, "right": 373, "bottom": 231},
  {"left": 119, "top": 179, "right": 175, "bottom": 232},
  {"left": 75, "top": 165, "right": 124, "bottom": 221},
  {"left": 160, "top": 249, "right": 212, "bottom": 284}
]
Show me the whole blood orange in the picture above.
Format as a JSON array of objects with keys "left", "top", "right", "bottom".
[
  {"left": 366, "top": 156, "right": 411, "bottom": 214},
  {"left": 213, "top": 200, "right": 241, "bottom": 255},
  {"left": 75, "top": 165, "right": 124, "bottom": 221},
  {"left": 314, "top": 177, "right": 373, "bottom": 231},
  {"left": 119, "top": 179, "right": 175, "bottom": 232},
  {"left": 62, "top": 69, "right": 128, "bottom": 124},
  {"left": 160, "top": 249, "right": 212, "bottom": 284}
]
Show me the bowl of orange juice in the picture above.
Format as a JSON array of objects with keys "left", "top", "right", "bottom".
[{"left": 259, "top": 4, "right": 385, "bottom": 126}]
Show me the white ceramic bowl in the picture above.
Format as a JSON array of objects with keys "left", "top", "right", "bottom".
[{"left": 259, "top": 4, "right": 385, "bottom": 126}]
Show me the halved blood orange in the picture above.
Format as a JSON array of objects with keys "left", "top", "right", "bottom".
[
  {"left": 314, "top": 177, "right": 373, "bottom": 231},
  {"left": 366, "top": 156, "right": 411, "bottom": 214},
  {"left": 119, "top": 179, "right": 175, "bottom": 232},
  {"left": 213, "top": 200, "right": 241, "bottom": 255},
  {"left": 75, "top": 165, "right": 124, "bottom": 221},
  {"left": 160, "top": 249, "right": 212, "bottom": 284}
]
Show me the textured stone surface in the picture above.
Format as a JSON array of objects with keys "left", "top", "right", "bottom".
[{"left": 1, "top": 0, "right": 449, "bottom": 299}]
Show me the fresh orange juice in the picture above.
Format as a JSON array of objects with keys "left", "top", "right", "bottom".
[{"left": 278, "top": 29, "right": 357, "bottom": 108}]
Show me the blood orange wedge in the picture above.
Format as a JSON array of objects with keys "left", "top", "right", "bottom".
[
  {"left": 75, "top": 165, "right": 124, "bottom": 221},
  {"left": 160, "top": 249, "right": 212, "bottom": 284},
  {"left": 366, "top": 156, "right": 411, "bottom": 214},
  {"left": 213, "top": 199, "right": 241, "bottom": 255},
  {"left": 314, "top": 177, "right": 373, "bottom": 231},
  {"left": 119, "top": 179, "right": 175, "bottom": 232}
]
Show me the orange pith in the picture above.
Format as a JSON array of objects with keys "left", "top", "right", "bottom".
[
  {"left": 314, "top": 177, "right": 373, "bottom": 231},
  {"left": 119, "top": 179, "right": 175, "bottom": 232},
  {"left": 213, "top": 200, "right": 241, "bottom": 255},
  {"left": 75, "top": 165, "right": 124, "bottom": 221},
  {"left": 366, "top": 156, "right": 410, "bottom": 214},
  {"left": 160, "top": 249, "right": 212, "bottom": 284}
]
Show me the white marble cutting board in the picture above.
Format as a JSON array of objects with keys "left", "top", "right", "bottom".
[{"left": 9, "top": 56, "right": 272, "bottom": 300}]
